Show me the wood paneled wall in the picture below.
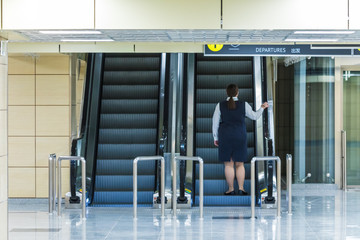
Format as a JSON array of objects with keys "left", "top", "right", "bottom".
[{"left": 8, "top": 54, "right": 70, "bottom": 198}]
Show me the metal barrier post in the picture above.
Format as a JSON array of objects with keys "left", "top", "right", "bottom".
[
  {"left": 251, "top": 156, "right": 281, "bottom": 219},
  {"left": 57, "top": 156, "right": 86, "bottom": 219},
  {"left": 286, "top": 154, "right": 292, "bottom": 215},
  {"left": 48, "top": 153, "right": 56, "bottom": 213},
  {"left": 133, "top": 156, "right": 165, "bottom": 219},
  {"left": 341, "top": 130, "right": 347, "bottom": 191},
  {"left": 173, "top": 156, "right": 203, "bottom": 219}
]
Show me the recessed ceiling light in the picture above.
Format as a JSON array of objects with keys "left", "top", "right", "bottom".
[
  {"left": 60, "top": 39, "right": 114, "bottom": 42},
  {"left": 285, "top": 38, "right": 339, "bottom": 42},
  {"left": 40, "top": 30, "right": 102, "bottom": 34},
  {"left": 294, "top": 31, "right": 354, "bottom": 35}
]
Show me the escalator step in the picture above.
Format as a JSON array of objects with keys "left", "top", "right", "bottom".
[
  {"left": 101, "top": 99, "right": 158, "bottom": 114},
  {"left": 99, "top": 114, "right": 157, "bottom": 128},
  {"left": 194, "top": 195, "right": 251, "bottom": 206},
  {"left": 197, "top": 60, "right": 253, "bottom": 74},
  {"left": 103, "top": 71, "right": 159, "bottom": 85},
  {"left": 197, "top": 74, "right": 253, "bottom": 89},
  {"left": 102, "top": 85, "right": 159, "bottom": 99},
  {"left": 95, "top": 175, "right": 155, "bottom": 191},
  {"left": 97, "top": 143, "right": 156, "bottom": 159},
  {"left": 96, "top": 159, "right": 155, "bottom": 175},
  {"left": 104, "top": 57, "right": 160, "bottom": 71},
  {"left": 194, "top": 179, "right": 251, "bottom": 195},
  {"left": 98, "top": 129, "right": 157, "bottom": 144},
  {"left": 93, "top": 191, "right": 154, "bottom": 204}
]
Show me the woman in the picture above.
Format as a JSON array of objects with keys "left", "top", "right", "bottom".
[{"left": 212, "top": 84, "right": 268, "bottom": 195}]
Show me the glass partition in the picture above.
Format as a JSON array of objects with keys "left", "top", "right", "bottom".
[
  {"left": 343, "top": 70, "right": 360, "bottom": 186},
  {"left": 293, "top": 57, "right": 335, "bottom": 183}
]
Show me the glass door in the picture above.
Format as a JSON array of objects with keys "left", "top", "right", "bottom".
[{"left": 343, "top": 70, "right": 360, "bottom": 186}]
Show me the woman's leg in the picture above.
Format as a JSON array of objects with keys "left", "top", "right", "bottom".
[
  {"left": 235, "top": 162, "right": 245, "bottom": 191},
  {"left": 224, "top": 160, "right": 235, "bottom": 193}
]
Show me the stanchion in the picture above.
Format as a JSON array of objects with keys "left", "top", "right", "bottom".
[
  {"left": 133, "top": 156, "right": 165, "bottom": 219},
  {"left": 251, "top": 156, "right": 281, "bottom": 219}
]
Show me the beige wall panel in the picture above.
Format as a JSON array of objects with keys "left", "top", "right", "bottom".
[
  {"left": 8, "top": 56, "right": 35, "bottom": 75},
  {"left": 8, "top": 106, "right": 35, "bottom": 136},
  {"left": 0, "top": 202, "right": 8, "bottom": 240},
  {"left": 0, "top": 156, "right": 7, "bottom": 202},
  {"left": 9, "top": 168, "right": 35, "bottom": 197},
  {"left": 8, "top": 137, "right": 35, "bottom": 167},
  {"left": 36, "top": 75, "right": 70, "bottom": 105},
  {"left": 223, "top": 0, "right": 348, "bottom": 29},
  {"left": 8, "top": 43, "right": 60, "bottom": 54},
  {"left": 0, "top": 64, "right": 8, "bottom": 110},
  {"left": 96, "top": 0, "right": 220, "bottom": 29},
  {"left": 0, "top": 111, "right": 7, "bottom": 157},
  {"left": 36, "top": 56, "right": 70, "bottom": 75},
  {"left": 36, "top": 137, "right": 69, "bottom": 167},
  {"left": 8, "top": 75, "right": 35, "bottom": 105},
  {"left": 35, "top": 168, "right": 48, "bottom": 198},
  {"left": 3, "top": 0, "right": 94, "bottom": 29},
  {"left": 60, "top": 42, "right": 134, "bottom": 53},
  {"left": 36, "top": 167, "right": 69, "bottom": 197},
  {"left": 36, "top": 106, "right": 69, "bottom": 136},
  {"left": 135, "top": 43, "right": 203, "bottom": 53}
]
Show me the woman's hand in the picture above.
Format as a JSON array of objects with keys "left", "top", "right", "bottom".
[
  {"left": 261, "top": 102, "right": 269, "bottom": 109},
  {"left": 214, "top": 140, "right": 219, "bottom": 147}
]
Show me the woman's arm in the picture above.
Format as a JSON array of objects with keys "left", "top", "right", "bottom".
[
  {"left": 245, "top": 102, "right": 268, "bottom": 120},
  {"left": 212, "top": 103, "right": 221, "bottom": 146}
]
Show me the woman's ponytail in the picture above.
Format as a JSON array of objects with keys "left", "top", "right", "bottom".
[
  {"left": 226, "top": 84, "right": 238, "bottom": 110},
  {"left": 228, "top": 96, "right": 236, "bottom": 109}
]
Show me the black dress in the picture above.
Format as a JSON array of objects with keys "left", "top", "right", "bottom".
[{"left": 218, "top": 100, "right": 247, "bottom": 162}]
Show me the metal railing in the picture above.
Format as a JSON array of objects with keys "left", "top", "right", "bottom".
[
  {"left": 173, "top": 156, "right": 203, "bottom": 219},
  {"left": 48, "top": 154, "right": 56, "bottom": 213},
  {"left": 57, "top": 156, "right": 86, "bottom": 219},
  {"left": 133, "top": 156, "right": 165, "bottom": 219},
  {"left": 251, "top": 156, "right": 281, "bottom": 219},
  {"left": 286, "top": 154, "right": 292, "bottom": 215},
  {"left": 341, "top": 130, "right": 347, "bottom": 190}
]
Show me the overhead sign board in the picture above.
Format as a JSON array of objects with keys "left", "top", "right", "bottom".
[{"left": 204, "top": 44, "right": 354, "bottom": 56}]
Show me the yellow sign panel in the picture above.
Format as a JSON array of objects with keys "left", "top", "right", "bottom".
[{"left": 207, "top": 44, "right": 224, "bottom": 52}]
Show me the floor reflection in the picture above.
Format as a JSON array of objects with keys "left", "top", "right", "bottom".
[{"left": 7, "top": 189, "right": 360, "bottom": 240}]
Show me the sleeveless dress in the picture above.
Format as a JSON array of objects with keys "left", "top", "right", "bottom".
[{"left": 218, "top": 100, "right": 247, "bottom": 162}]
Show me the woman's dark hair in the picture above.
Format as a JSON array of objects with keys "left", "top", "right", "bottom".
[{"left": 226, "top": 84, "right": 238, "bottom": 110}]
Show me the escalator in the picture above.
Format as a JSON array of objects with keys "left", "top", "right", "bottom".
[
  {"left": 193, "top": 54, "right": 258, "bottom": 206},
  {"left": 81, "top": 53, "right": 164, "bottom": 206}
]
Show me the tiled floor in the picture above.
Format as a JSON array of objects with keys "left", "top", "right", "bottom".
[{"left": 7, "top": 188, "right": 360, "bottom": 240}]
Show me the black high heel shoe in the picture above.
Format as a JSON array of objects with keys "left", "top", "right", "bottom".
[
  {"left": 238, "top": 190, "right": 248, "bottom": 195},
  {"left": 224, "top": 190, "right": 235, "bottom": 195}
]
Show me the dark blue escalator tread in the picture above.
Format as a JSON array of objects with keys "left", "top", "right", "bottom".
[
  {"left": 194, "top": 195, "right": 251, "bottom": 206},
  {"left": 94, "top": 175, "right": 155, "bottom": 191},
  {"left": 194, "top": 179, "right": 251, "bottom": 195},
  {"left": 96, "top": 159, "right": 155, "bottom": 175},
  {"left": 92, "top": 191, "right": 154, "bottom": 204},
  {"left": 91, "top": 203, "right": 152, "bottom": 207}
]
